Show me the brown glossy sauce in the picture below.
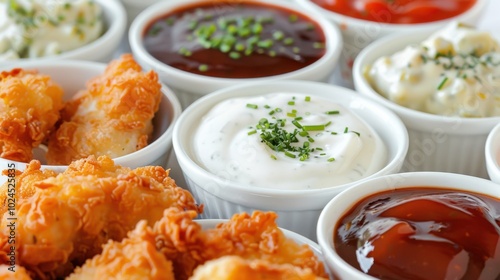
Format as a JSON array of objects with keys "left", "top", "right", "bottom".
[
  {"left": 143, "top": 2, "right": 326, "bottom": 78},
  {"left": 334, "top": 188, "right": 500, "bottom": 280}
]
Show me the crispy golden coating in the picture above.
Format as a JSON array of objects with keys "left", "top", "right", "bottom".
[
  {"left": 69, "top": 209, "right": 327, "bottom": 280},
  {"left": 0, "top": 156, "right": 201, "bottom": 279},
  {"left": 0, "top": 69, "right": 64, "bottom": 162},
  {"left": 157, "top": 211, "right": 327, "bottom": 280},
  {"left": 189, "top": 256, "right": 328, "bottom": 280},
  {"left": 46, "top": 54, "right": 162, "bottom": 165},
  {"left": 0, "top": 264, "right": 32, "bottom": 280},
  {"left": 67, "top": 221, "right": 174, "bottom": 280}
]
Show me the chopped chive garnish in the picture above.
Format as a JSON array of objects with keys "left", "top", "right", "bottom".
[
  {"left": 328, "top": 157, "right": 336, "bottom": 162},
  {"left": 198, "top": 64, "right": 208, "bottom": 72},
  {"left": 247, "top": 130, "right": 257, "bottom": 135},
  {"left": 271, "top": 154, "right": 277, "bottom": 160},
  {"left": 273, "top": 31, "right": 284, "bottom": 40},
  {"left": 269, "top": 109, "right": 276, "bottom": 115},
  {"left": 292, "top": 120, "right": 303, "bottom": 129},
  {"left": 229, "top": 51, "right": 241, "bottom": 59},
  {"left": 246, "top": 103, "right": 258, "bottom": 109},
  {"left": 305, "top": 96, "right": 311, "bottom": 102},
  {"left": 295, "top": 116, "right": 303, "bottom": 121},
  {"left": 288, "top": 14, "right": 298, "bottom": 22},
  {"left": 299, "top": 131, "right": 308, "bottom": 137},
  {"left": 331, "top": 132, "right": 337, "bottom": 135},
  {"left": 287, "top": 112, "right": 296, "bottom": 118},
  {"left": 324, "top": 121, "right": 332, "bottom": 127},
  {"left": 437, "top": 77, "right": 448, "bottom": 90},
  {"left": 313, "top": 42, "right": 325, "bottom": 49},
  {"left": 288, "top": 101, "right": 295, "bottom": 105},
  {"left": 283, "top": 37, "right": 294, "bottom": 45},
  {"left": 351, "top": 131, "right": 361, "bottom": 137},
  {"left": 303, "top": 125, "right": 325, "bottom": 131},
  {"left": 326, "top": 110, "right": 339, "bottom": 115},
  {"left": 344, "top": 127, "right": 349, "bottom": 133},
  {"left": 285, "top": 151, "right": 296, "bottom": 158},
  {"left": 264, "top": 104, "right": 271, "bottom": 109}
]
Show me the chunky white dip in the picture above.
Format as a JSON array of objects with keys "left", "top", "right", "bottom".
[
  {"left": 0, "top": 0, "right": 103, "bottom": 61},
  {"left": 367, "top": 22, "right": 500, "bottom": 117},
  {"left": 193, "top": 93, "right": 387, "bottom": 190}
]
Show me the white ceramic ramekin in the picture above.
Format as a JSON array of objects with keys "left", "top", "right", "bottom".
[
  {"left": 317, "top": 171, "right": 500, "bottom": 279},
  {"left": 173, "top": 80, "right": 408, "bottom": 241},
  {"left": 0, "top": 60, "right": 182, "bottom": 183},
  {"left": 486, "top": 122, "right": 500, "bottom": 184},
  {"left": 0, "top": 0, "right": 127, "bottom": 66},
  {"left": 353, "top": 29, "right": 500, "bottom": 178},
  {"left": 129, "top": 0, "right": 343, "bottom": 108},
  {"left": 296, "top": 0, "right": 488, "bottom": 86}
]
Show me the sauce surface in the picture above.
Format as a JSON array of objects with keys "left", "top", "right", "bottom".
[
  {"left": 367, "top": 22, "right": 500, "bottom": 118},
  {"left": 143, "top": 2, "right": 326, "bottom": 78},
  {"left": 334, "top": 188, "right": 500, "bottom": 279},
  {"left": 193, "top": 93, "right": 387, "bottom": 190},
  {"left": 311, "top": 0, "right": 476, "bottom": 24}
]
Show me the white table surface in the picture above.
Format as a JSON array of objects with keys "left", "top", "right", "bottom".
[{"left": 118, "top": 0, "right": 500, "bottom": 188}]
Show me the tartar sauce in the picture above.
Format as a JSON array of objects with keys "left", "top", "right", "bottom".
[
  {"left": 367, "top": 22, "right": 500, "bottom": 117},
  {"left": 0, "top": 0, "right": 103, "bottom": 61},
  {"left": 193, "top": 93, "right": 387, "bottom": 190}
]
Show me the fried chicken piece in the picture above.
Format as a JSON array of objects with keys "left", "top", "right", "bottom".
[
  {"left": 0, "top": 69, "right": 64, "bottom": 162},
  {"left": 0, "top": 156, "right": 201, "bottom": 279},
  {"left": 68, "top": 209, "right": 326, "bottom": 280},
  {"left": 189, "top": 256, "right": 328, "bottom": 280},
  {"left": 67, "top": 221, "right": 174, "bottom": 280},
  {"left": 0, "top": 264, "right": 32, "bottom": 280},
  {"left": 46, "top": 54, "right": 162, "bottom": 165},
  {"left": 152, "top": 209, "right": 327, "bottom": 280},
  {"left": 0, "top": 160, "right": 57, "bottom": 216}
]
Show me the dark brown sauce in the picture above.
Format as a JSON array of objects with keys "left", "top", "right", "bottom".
[
  {"left": 334, "top": 188, "right": 500, "bottom": 280},
  {"left": 142, "top": 1, "right": 326, "bottom": 78}
]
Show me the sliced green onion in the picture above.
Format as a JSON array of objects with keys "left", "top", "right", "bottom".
[
  {"left": 303, "top": 125, "right": 325, "bottom": 131},
  {"left": 246, "top": 103, "right": 258, "bottom": 109},
  {"left": 437, "top": 77, "right": 448, "bottom": 90},
  {"left": 326, "top": 110, "right": 339, "bottom": 115}
]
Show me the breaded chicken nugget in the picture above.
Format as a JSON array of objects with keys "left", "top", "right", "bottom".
[
  {"left": 46, "top": 54, "right": 162, "bottom": 165},
  {"left": 0, "top": 69, "right": 64, "bottom": 162}
]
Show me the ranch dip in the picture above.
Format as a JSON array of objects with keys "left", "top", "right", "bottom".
[
  {"left": 367, "top": 22, "right": 500, "bottom": 117},
  {"left": 0, "top": 0, "right": 103, "bottom": 61},
  {"left": 193, "top": 93, "right": 387, "bottom": 190}
]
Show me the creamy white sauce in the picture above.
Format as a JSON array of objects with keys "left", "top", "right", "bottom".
[
  {"left": 367, "top": 22, "right": 500, "bottom": 117},
  {"left": 0, "top": 0, "right": 103, "bottom": 61},
  {"left": 193, "top": 93, "right": 387, "bottom": 190}
]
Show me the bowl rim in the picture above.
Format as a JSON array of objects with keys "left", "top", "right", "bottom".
[
  {"left": 173, "top": 79, "right": 408, "bottom": 201},
  {"left": 352, "top": 28, "right": 500, "bottom": 134},
  {"left": 128, "top": 0, "right": 343, "bottom": 93},
  {"left": 0, "top": 0, "right": 127, "bottom": 64},
  {"left": 0, "top": 59, "right": 182, "bottom": 169},
  {"left": 316, "top": 171, "right": 500, "bottom": 279},
  {"left": 485, "top": 122, "right": 500, "bottom": 180},
  {"left": 295, "top": 0, "right": 488, "bottom": 30}
]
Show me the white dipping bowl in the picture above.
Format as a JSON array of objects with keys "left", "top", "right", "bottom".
[
  {"left": 353, "top": 29, "right": 500, "bottom": 178},
  {"left": 486, "top": 122, "right": 500, "bottom": 184},
  {"left": 129, "top": 0, "right": 343, "bottom": 108},
  {"left": 0, "top": 0, "right": 127, "bottom": 66},
  {"left": 317, "top": 172, "right": 500, "bottom": 279},
  {"left": 120, "top": 0, "right": 161, "bottom": 26},
  {"left": 0, "top": 60, "right": 182, "bottom": 182},
  {"left": 295, "top": 0, "right": 487, "bottom": 86},
  {"left": 173, "top": 80, "right": 408, "bottom": 241}
]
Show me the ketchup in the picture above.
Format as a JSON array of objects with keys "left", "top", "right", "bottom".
[
  {"left": 311, "top": 0, "right": 477, "bottom": 24},
  {"left": 334, "top": 188, "right": 500, "bottom": 279}
]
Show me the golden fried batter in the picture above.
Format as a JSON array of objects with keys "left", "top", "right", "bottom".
[
  {"left": 46, "top": 54, "right": 162, "bottom": 165},
  {"left": 0, "top": 69, "right": 64, "bottom": 162},
  {"left": 0, "top": 156, "right": 201, "bottom": 279},
  {"left": 190, "top": 256, "right": 327, "bottom": 280},
  {"left": 70, "top": 209, "right": 327, "bottom": 280}
]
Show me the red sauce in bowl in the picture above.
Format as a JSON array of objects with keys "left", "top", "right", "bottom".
[
  {"left": 142, "top": 2, "right": 326, "bottom": 78},
  {"left": 311, "top": 0, "right": 477, "bottom": 24},
  {"left": 334, "top": 188, "right": 500, "bottom": 279}
]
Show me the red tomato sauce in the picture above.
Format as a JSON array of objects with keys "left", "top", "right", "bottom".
[
  {"left": 311, "top": 0, "right": 477, "bottom": 24},
  {"left": 143, "top": 2, "right": 326, "bottom": 78},
  {"left": 334, "top": 188, "right": 500, "bottom": 279}
]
